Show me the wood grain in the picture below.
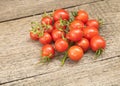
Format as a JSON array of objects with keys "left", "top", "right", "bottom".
[
  {"left": 0, "top": 0, "right": 99, "bottom": 22},
  {"left": 2, "top": 56, "right": 120, "bottom": 86},
  {"left": 0, "top": 0, "right": 120, "bottom": 85}
]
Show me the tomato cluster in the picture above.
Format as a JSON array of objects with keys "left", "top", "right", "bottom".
[{"left": 29, "top": 9, "right": 106, "bottom": 65}]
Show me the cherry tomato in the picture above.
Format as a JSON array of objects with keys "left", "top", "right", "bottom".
[
  {"left": 66, "top": 32, "right": 70, "bottom": 40},
  {"left": 55, "top": 39, "right": 68, "bottom": 52},
  {"left": 90, "top": 35, "right": 106, "bottom": 51},
  {"left": 52, "top": 29, "right": 65, "bottom": 41},
  {"left": 41, "top": 16, "right": 53, "bottom": 25},
  {"left": 39, "top": 33, "right": 52, "bottom": 44},
  {"left": 76, "top": 38, "right": 90, "bottom": 52},
  {"left": 30, "top": 31, "right": 39, "bottom": 40},
  {"left": 86, "top": 19, "right": 99, "bottom": 29},
  {"left": 53, "top": 9, "right": 69, "bottom": 21},
  {"left": 42, "top": 44, "right": 55, "bottom": 58},
  {"left": 68, "top": 45, "right": 84, "bottom": 61},
  {"left": 69, "top": 20, "right": 84, "bottom": 30},
  {"left": 54, "top": 20, "right": 66, "bottom": 30},
  {"left": 69, "top": 28, "right": 83, "bottom": 42},
  {"left": 75, "top": 10, "right": 88, "bottom": 23},
  {"left": 83, "top": 26, "right": 99, "bottom": 40},
  {"left": 44, "top": 25, "right": 54, "bottom": 33}
]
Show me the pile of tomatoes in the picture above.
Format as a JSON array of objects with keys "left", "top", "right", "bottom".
[{"left": 29, "top": 9, "right": 106, "bottom": 65}]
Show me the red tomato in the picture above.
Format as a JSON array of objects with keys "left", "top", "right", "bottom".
[
  {"left": 90, "top": 35, "right": 106, "bottom": 51},
  {"left": 41, "top": 16, "right": 53, "bottom": 25},
  {"left": 55, "top": 39, "right": 68, "bottom": 52},
  {"left": 83, "top": 26, "right": 99, "bottom": 40},
  {"left": 75, "top": 10, "right": 88, "bottom": 23},
  {"left": 69, "top": 20, "right": 84, "bottom": 30},
  {"left": 44, "top": 25, "right": 54, "bottom": 33},
  {"left": 39, "top": 33, "right": 52, "bottom": 44},
  {"left": 42, "top": 44, "right": 55, "bottom": 58},
  {"left": 76, "top": 38, "right": 90, "bottom": 52},
  {"left": 53, "top": 9, "right": 69, "bottom": 21},
  {"left": 52, "top": 29, "right": 65, "bottom": 41},
  {"left": 54, "top": 20, "right": 66, "bottom": 30},
  {"left": 68, "top": 45, "right": 84, "bottom": 61},
  {"left": 86, "top": 19, "right": 99, "bottom": 29},
  {"left": 69, "top": 28, "right": 83, "bottom": 42},
  {"left": 30, "top": 32, "right": 39, "bottom": 40},
  {"left": 65, "top": 33, "right": 70, "bottom": 40}
]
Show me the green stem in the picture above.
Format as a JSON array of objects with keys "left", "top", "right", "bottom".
[
  {"left": 95, "top": 48, "right": 103, "bottom": 59},
  {"left": 61, "top": 41, "right": 74, "bottom": 66},
  {"left": 98, "top": 18, "right": 104, "bottom": 26},
  {"left": 61, "top": 51, "right": 68, "bottom": 66}
]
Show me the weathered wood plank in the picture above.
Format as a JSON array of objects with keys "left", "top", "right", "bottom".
[
  {"left": 0, "top": 0, "right": 99, "bottom": 22},
  {"left": 105, "top": 0, "right": 120, "bottom": 12},
  {"left": 0, "top": 1, "right": 120, "bottom": 85},
  {"left": 2, "top": 56, "right": 120, "bottom": 86}
]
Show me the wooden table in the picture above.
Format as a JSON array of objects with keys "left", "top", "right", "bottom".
[{"left": 0, "top": 0, "right": 120, "bottom": 86}]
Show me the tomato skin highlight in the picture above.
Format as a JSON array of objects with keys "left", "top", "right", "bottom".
[
  {"left": 30, "top": 32, "right": 39, "bottom": 40},
  {"left": 69, "top": 28, "right": 83, "bottom": 42},
  {"left": 41, "top": 16, "right": 53, "bottom": 25},
  {"left": 69, "top": 20, "right": 84, "bottom": 30},
  {"left": 83, "top": 26, "right": 99, "bottom": 40},
  {"left": 42, "top": 44, "right": 55, "bottom": 58},
  {"left": 53, "top": 9, "right": 69, "bottom": 21},
  {"left": 55, "top": 39, "right": 68, "bottom": 52},
  {"left": 75, "top": 10, "right": 88, "bottom": 23},
  {"left": 90, "top": 35, "right": 106, "bottom": 51},
  {"left": 86, "top": 19, "right": 99, "bottom": 29},
  {"left": 76, "top": 38, "right": 90, "bottom": 52},
  {"left": 39, "top": 33, "right": 52, "bottom": 45},
  {"left": 68, "top": 46, "right": 84, "bottom": 61},
  {"left": 52, "top": 29, "right": 65, "bottom": 41}
]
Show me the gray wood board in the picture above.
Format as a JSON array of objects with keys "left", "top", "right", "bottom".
[{"left": 0, "top": 0, "right": 99, "bottom": 22}]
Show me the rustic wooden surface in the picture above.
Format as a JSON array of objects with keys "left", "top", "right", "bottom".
[{"left": 0, "top": 0, "right": 120, "bottom": 86}]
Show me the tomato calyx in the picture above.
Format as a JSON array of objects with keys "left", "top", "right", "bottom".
[
  {"left": 40, "top": 54, "right": 53, "bottom": 63},
  {"left": 95, "top": 48, "right": 104, "bottom": 59},
  {"left": 98, "top": 18, "right": 104, "bottom": 26},
  {"left": 42, "top": 11, "right": 53, "bottom": 18},
  {"left": 69, "top": 11, "right": 78, "bottom": 23},
  {"left": 71, "top": 11, "right": 78, "bottom": 17},
  {"left": 31, "top": 21, "right": 44, "bottom": 36}
]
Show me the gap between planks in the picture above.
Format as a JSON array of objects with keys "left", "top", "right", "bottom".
[
  {"left": 0, "top": 0, "right": 103, "bottom": 23},
  {"left": 0, "top": 55, "right": 120, "bottom": 85}
]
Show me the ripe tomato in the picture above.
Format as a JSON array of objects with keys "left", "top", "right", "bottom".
[
  {"left": 69, "top": 28, "right": 83, "bottom": 42},
  {"left": 55, "top": 39, "right": 68, "bottom": 52},
  {"left": 68, "top": 45, "right": 84, "bottom": 61},
  {"left": 90, "top": 35, "right": 106, "bottom": 51},
  {"left": 42, "top": 44, "right": 55, "bottom": 58},
  {"left": 75, "top": 10, "right": 88, "bottom": 23},
  {"left": 39, "top": 33, "right": 52, "bottom": 44},
  {"left": 65, "top": 32, "right": 70, "bottom": 40},
  {"left": 54, "top": 20, "right": 66, "bottom": 30},
  {"left": 86, "top": 19, "right": 99, "bottom": 29},
  {"left": 52, "top": 29, "right": 65, "bottom": 41},
  {"left": 30, "top": 31, "right": 39, "bottom": 40},
  {"left": 76, "top": 38, "right": 90, "bottom": 52},
  {"left": 83, "top": 26, "right": 99, "bottom": 40},
  {"left": 44, "top": 25, "right": 54, "bottom": 33},
  {"left": 53, "top": 9, "right": 69, "bottom": 21},
  {"left": 41, "top": 16, "right": 53, "bottom": 25},
  {"left": 69, "top": 20, "right": 84, "bottom": 30}
]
